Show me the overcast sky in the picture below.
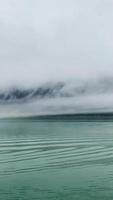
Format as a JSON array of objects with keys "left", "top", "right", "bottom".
[
  {"left": 0, "top": 0, "right": 113, "bottom": 116},
  {"left": 0, "top": 0, "right": 113, "bottom": 88}
]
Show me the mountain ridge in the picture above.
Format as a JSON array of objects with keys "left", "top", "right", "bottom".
[{"left": 0, "top": 77, "right": 113, "bottom": 104}]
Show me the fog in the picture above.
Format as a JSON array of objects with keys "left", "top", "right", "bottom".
[{"left": 0, "top": 0, "right": 113, "bottom": 116}]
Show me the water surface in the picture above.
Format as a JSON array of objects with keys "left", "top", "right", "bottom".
[{"left": 0, "top": 118, "right": 113, "bottom": 199}]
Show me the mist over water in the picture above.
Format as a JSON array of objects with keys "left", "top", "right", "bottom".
[{"left": 0, "top": 76, "right": 113, "bottom": 117}]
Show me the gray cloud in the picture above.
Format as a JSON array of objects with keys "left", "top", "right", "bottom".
[{"left": 0, "top": 0, "right": 113, "bottom": 116}]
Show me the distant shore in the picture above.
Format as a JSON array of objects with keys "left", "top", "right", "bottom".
[{"left": 2, "top": 112, "right": 113, "bottom": 121}]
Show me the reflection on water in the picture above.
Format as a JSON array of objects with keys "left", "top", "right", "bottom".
[{"left": 0, "top": 119, "right": 113, "bottom": 199}]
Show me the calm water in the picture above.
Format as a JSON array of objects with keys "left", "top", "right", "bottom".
[{"left": 0, "top": 119, "right": 113, "bottom": 199}]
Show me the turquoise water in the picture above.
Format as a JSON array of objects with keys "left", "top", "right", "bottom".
[{"left": 0, "top": 119, "right": 113, "bottom": 199}]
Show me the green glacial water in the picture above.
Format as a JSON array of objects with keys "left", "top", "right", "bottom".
[{"left": 0, "top": 118, "right": 113, "bottom": 199}]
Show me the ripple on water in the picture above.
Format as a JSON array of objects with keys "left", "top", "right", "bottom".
[{"left": 0, "top": 135, "right": 113, "bottom": 175}]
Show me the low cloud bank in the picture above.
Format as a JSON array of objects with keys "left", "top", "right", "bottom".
[{"left": 0, "top": 76, "right": 113, "bottom": 117}]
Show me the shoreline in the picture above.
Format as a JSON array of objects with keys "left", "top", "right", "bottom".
[{"left": 1, "top": 112, "right": 113, "bottom": 121}]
